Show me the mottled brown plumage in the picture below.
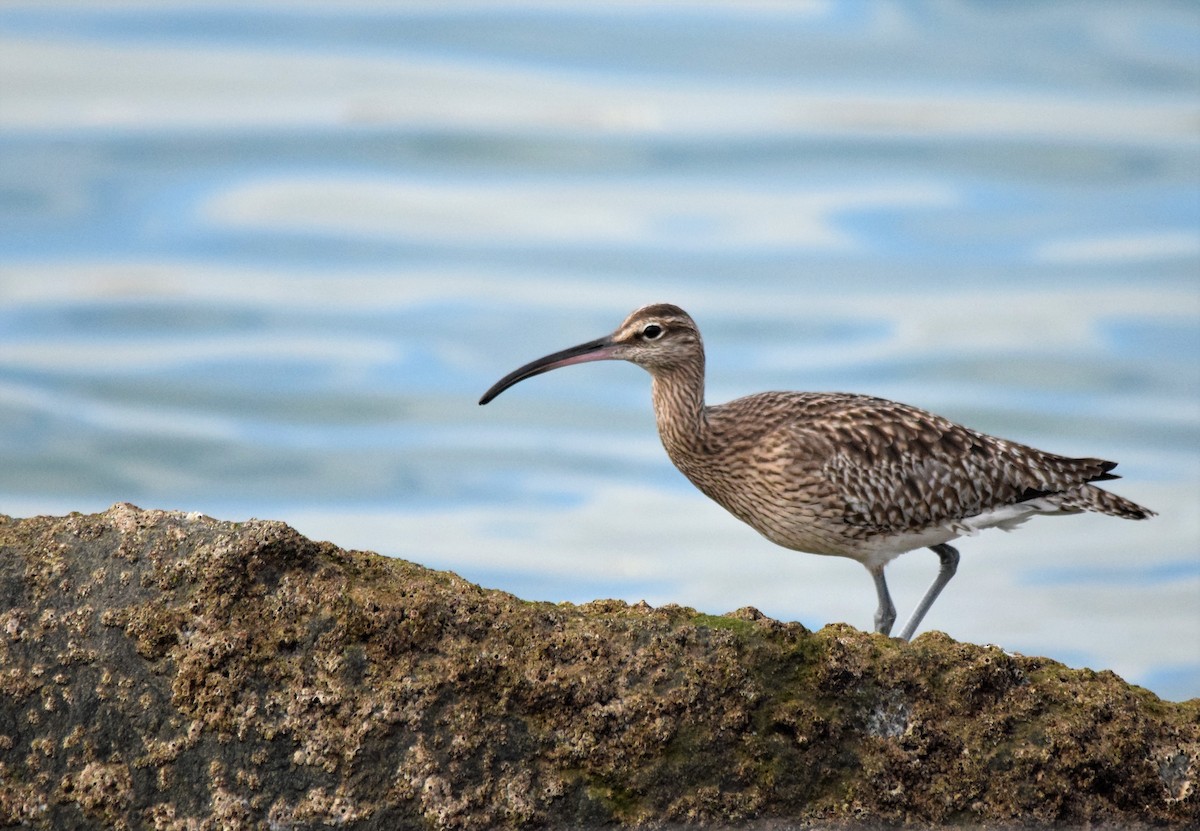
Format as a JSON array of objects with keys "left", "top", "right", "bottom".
[{"left": 479, "top": 303, "right": 1154, "bottom": 640}]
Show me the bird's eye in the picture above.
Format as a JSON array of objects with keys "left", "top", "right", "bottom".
[{"left": 642, "top": 324, "right": 664, "bottom": 340}]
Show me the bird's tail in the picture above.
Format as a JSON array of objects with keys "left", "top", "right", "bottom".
[
  {"left": 1053, "top": 483, "right": 1155, "bottom": 520},
  {"left": 1018, "top": 453, "right": 1154, "bottom": 520}
]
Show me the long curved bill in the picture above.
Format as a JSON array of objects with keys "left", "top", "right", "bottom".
[{"left": 479, "top": 336, "right": 617, "bottom": 405}]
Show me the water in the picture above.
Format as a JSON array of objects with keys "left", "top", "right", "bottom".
[{"left": 1, "top": 1, "right": 1198, "bottom": 701}]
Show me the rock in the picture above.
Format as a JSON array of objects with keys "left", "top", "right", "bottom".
[{"left": 0, "top": 504, "right": 1195, "bottom": 830}]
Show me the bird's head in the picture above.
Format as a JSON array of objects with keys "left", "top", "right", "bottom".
[{"left": 478, "top": 303, "right": 702, "bottom": 405}]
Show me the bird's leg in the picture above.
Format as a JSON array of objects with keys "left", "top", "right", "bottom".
[
  {"left": 870, "top": 565, "right": 896, "bottom": 636},
  {"left": 897, "top": 544, "right": 960, "bottom": 642}
]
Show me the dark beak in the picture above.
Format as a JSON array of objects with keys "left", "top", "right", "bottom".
[{"left": 479, "top": 336, "right": 617, "bottom": 405}]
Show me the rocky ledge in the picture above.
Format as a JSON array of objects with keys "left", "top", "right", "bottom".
[{"left": 0, "top": 504, "right": 1195, "bottom": 830}]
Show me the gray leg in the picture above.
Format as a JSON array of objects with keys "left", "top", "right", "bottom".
[
  {"left": 870, "top": 565, "right": 896, "bottom": 636},
  {"left": 897, "top": 544, "right": 960, "bottom": 642}
]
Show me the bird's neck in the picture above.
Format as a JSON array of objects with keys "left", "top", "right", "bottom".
[{"left": 650, "top": 360, "right": 708, "bottom": 456}]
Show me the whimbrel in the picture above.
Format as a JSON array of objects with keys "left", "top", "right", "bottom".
[{"left": 479, "top": 304, "right": 1154, "bottom": 640}]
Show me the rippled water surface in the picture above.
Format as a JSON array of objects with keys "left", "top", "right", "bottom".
[{"left": 1, "top": 1, "right": 1198, "bottom": 700}]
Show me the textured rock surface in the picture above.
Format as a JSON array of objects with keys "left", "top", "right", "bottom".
[{"left": 0, "top": 504, "right": 1195, "bottom": 830}]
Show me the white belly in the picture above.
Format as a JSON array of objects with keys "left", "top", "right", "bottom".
[{"left": 845, "top": 497, "right": 1066, "bottom": 570}]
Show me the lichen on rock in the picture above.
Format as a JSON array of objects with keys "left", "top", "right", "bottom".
[{"left": 0, "top": 504, "right": 1196, "bottom": 829}]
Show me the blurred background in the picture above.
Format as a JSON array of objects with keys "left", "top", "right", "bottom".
[{"left": 1, "top": 1, "right": 1197, "bottom": 700}]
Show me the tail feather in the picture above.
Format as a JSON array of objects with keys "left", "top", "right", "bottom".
[
  {"left": 1080, "top": 458, "right": 1123, "bottom": 482},
  {"left": 1014, "top": 452, "right": 1153, "bottom": 519},
  {"left": 1053, "top": 484, "right": 1155, "bottom": 520}
]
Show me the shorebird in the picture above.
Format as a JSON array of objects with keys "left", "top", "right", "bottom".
[{"left": 478, "top": 303, "right": 1154, "bottom": 640}]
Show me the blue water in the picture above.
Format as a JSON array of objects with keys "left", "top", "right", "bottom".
[{"left": 1, "top": 1, "right": 1198, "bottom": 701}]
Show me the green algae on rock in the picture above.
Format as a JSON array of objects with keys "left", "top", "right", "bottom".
[{"left": 0, "top": 504, "right": 1196, "bottom": 830}]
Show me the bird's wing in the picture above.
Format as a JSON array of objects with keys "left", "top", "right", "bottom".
[{"left": 757, "top": 394, "right": 1117, "bottom": 535}]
